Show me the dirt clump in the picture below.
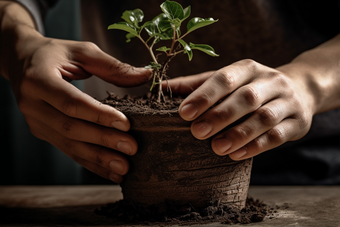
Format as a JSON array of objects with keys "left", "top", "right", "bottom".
[{"left": 95, "top": 197, "right": 267, "bottom": 225}]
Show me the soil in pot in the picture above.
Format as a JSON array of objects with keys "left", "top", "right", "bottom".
[{"left": 97, "top": 92, "right": 266, "bottom": 224}]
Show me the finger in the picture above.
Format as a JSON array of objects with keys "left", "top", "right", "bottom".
[
  {"left": 70, "top": 42, "right": 152, "bottom": 87},
  {"left": 26, "top": 115, "right": 130, "bottom": 179},
  {"left": 162, "top": 71, "right": 214, "bottom": 96},
  {"left": 59, "top": 63, "right": 92, "bottom": 81},
  {"left": 211, "top": 99, "right": 293, "bottom": 155},
  {"left": 190, "top": 75, "right": 284, "bottom": 140},
  {"left": 62, "top": 139, "right": 130, "bottom": 176},
  {"left": 36, "top": 101, "right": 137, "bottom": 155},
  {"left": 31, "top": 116, "right": 130, "bottom": 175},
  {"left": 39, "top": 74, "right": 130, "bottom": 131},
  {"left": 73, "top": 156, "right": 124, "bottom": 183},
  {"left": 228, "top": 118, "right": 304, "bottom": 160},
  {"left": 179, "top": 60, "right": 259, "bottom": 121}
]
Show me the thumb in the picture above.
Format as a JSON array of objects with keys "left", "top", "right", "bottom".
[
  {"left": 72, "top": 42, "right": 152, "bottom": 87},
  {"left": 162, "top": 71, "right": 215, "bottom": 96}
]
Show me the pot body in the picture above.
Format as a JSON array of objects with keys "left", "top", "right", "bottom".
[{"left": 121, "top": 111, "right": 252, "bottom": 209}]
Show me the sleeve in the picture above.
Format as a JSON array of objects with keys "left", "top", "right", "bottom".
[{"left": 14, "top": 0, "right": 58, "bottom": 34}]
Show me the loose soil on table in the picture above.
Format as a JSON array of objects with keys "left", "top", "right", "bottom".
[{"left": 94, "top": 197, "right": 267, "bottom": 225}]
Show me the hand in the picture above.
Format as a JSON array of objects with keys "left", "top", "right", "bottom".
[
  {"left": 167, "top": 59, "right": 316, "bottom": 160},
  {"left": 1, "top": 6, "right": 151, "bottom": 182}
]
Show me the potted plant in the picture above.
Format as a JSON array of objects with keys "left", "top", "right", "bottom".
[{"left": 102, "top": 0, "right": 253, "bottom": 217}]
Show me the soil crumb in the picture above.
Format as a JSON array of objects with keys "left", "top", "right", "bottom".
[{"left": 94, "top": 197, "right": 267, "bottom": 225}]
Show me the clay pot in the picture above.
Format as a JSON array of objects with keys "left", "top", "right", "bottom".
[{"left": 119, "top": 108, "right": 253, "bottom": 210}]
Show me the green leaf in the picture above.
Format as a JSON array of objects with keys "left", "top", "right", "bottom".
[
  {"left": 108, "top": 22, "right": 139, "bottom": 36},
  {"left": 187, "top": 17, "right": 218, "bottom": 34},
  {"left": 179, "top": 39, "right": 193, "bottom": 61},
  {"left": 145, "top": 62, "right": 162, "bottom": 70},
  {"left": 158, "top": 28, "right": 173, "bottom": 40},
  {"left": 190, "top": 43, "right": 219, "bottom": 57},
  {"left": 144, "top": 14, "right": 170, "bottom": 36},
  {"left": 170, "top": 18, "right": 181, "bottom": 27},
  {"left": 182, "top": 6, "right": 191, "bottom": 21},
  {"left": 144, "top": 13, "right": 173, "bottom": 41},
  {"left": 154, "top": 13, "right": 172, "bottom": 32},
  {"left": 160, "top": 0, "right": 184, "bottom": 20},
  {"left": 144, "top": 22, "right": 157, "bottom": 37},
  {"left": 125, "top": 33, "right": 136, "bottom": 43},
  {"left": 121, "top": 9, "right": 144, "bottom": 28},
  {"left": 156, "top": 46, "right": 171, "bottom": 52}
]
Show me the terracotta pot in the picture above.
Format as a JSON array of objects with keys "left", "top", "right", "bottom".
[{"left": 119, "top": 109, "right": 253, "bottom": 210}]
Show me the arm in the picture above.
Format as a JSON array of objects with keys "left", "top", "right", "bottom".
[
  {"left": 167, "top": 33, "right": 340, "bottom": 160},
  {"left": 0, "top": 1, "right": 151, "bottom": 183}
]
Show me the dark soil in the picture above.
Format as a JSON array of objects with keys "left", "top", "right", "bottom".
[
  {"left": 101, "top": 92, "right": 183, "bottom": 113},
  {"left": 94, "top": 197, "right": 267, "bottom": 225}
]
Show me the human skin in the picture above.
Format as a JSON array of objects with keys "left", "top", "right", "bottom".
[
  {"left": 0, "top": 1, "right": 151, "bottom": 183},
  {"left": 167, "top": 34, "right": 340, "bottom": 160}
]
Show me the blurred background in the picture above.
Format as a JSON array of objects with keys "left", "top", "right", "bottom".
[{"left": 0, "top": 0, "right": 82, "bottom": 185}]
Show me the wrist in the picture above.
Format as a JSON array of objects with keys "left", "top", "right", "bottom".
[
  {"left": 277, "top": 36, "right": 340, "bottom": 115},
  {"left": 0, "top": 1, "right": 43, "bottom": 80}
]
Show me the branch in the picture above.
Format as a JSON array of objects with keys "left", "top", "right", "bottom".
[
  {"left": 137, "top": 36, "right": 158, "bottom": 64},
  {"left": 168, "top": 26, "right": 177, "bottom": 55}
]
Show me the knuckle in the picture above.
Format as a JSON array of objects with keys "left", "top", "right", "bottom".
[
  {"left": 61, "top": 98, "right": 78, "bottom": 117},
  {"left": 196, "top": 89, "right": 215, "bottom": 107},
  {"left": 239, "top": 59, "right": 259, "bottom": 72},
  {"left": 240, "top": 85, "right": 260, "bottom": 107},
  {"left": 233, "top": 125, "right": 253, "bottom": 140},
  {"left": 214, "top": 70, "right": 235, "bottom": 89},
  {"left": 252, "top": 137, "right": 265, "bottom": 152},
  {"left": 299, "top": 115, "right": 310, "bottom": 129},
  {"left": 294, "top": 112, "right": 311, "bottom": 132},
  {"left": 267, "top": 127, "right": 286, "bottom": 144},
  {"left": 110, "top": 61, "right": 130, "bottom": 74},
  {"left": 87, "top": 145, "right": 107, "bottom": 165},
  {"left": 96, "top": 155, "right": 104, "bottom": 165},
  {"left": 210, "top": 107, "right": 235, "bottom": 124},
  {"left": 80, "top": 41, "right": 100, "bottom": 52},
  {"left": 99, "top": 133, "right": 113, "bottom": 148},
  {"left": 61, "top": 119, "right": 76, "bottom": 136},
  {"left": 95, "top": 110, "right": 106, "bottom": 125},
  {"left": 256, "top": 107, "right": 279, "bottom": 126},
  {"left": 271, "top": 72, "right": 289, "bottom": 87}
]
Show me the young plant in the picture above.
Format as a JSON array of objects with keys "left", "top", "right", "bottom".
[{"left": 108, "top": 0, "right": 219, "bottom": 102}]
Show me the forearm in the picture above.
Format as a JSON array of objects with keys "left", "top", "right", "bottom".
[
  {"left": 0, "top": 1, "right": 43, "bottom": 80},
  {"left": 278, "top": 34, "right": 340, "bottom": 115}
]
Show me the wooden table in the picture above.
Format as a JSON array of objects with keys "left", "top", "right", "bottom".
[{"left": 0, "top": 186, "right": 339, "bottom": 226}]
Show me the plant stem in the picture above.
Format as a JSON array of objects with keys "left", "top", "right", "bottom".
[
  {"left": 137, "top": 35, "right": 158, "bottom": 64},
  {"left": 168, "top": 26, "right": 177, "bottom": 55},
  {"left": 177, "top": 32, "right": 189, "bottom": 41}
]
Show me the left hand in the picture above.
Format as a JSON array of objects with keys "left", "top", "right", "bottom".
[{"left": 165, "top": 59, "right": 316, "bottom": 160}]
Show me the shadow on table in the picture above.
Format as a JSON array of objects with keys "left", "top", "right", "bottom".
[{"left": 0, "top": 204, "right": 120, "bottom": 226}]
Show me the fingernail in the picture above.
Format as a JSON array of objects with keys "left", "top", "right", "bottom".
[
  {"left": 193, "top": 121, "right": 212, "bottom": 138},
  {"left": 109, "top": 160, "right": 124, "bottom": 174},
  {"left": 231, "top": 148, "right": 247, "bottom": 160},
  {"left": 117, "top": 141, "right": 133, "bottom": 155},
  {"left": 213, "top": 137, "right": 232, "bottom": 154},
  {"left": 180, "top": 103, "right": 198, "bottom": 119},
  {"left": 109, "top": 172, "right": 123, "bottom": 183},
  {"left": 112, "top": 120, "right": 126, "bottom": 131}
]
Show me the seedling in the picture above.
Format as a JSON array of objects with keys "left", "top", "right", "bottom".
[{"left": 108, "top": 0, "right": 219, "bottom": 102}]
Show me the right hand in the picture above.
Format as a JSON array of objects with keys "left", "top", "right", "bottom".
[{"left": 1, "top": 13, "right": 151, "bottom": 183}]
